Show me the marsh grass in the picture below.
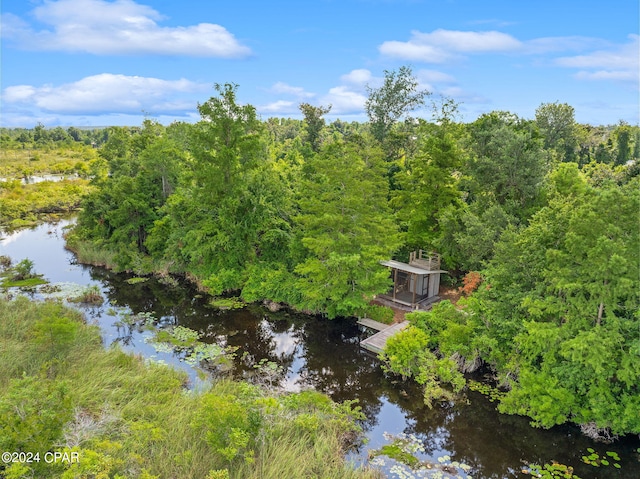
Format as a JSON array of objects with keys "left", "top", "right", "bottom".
[
  {"left": 64, "top": 235, "right": 120, "bottom": 270},
  {"left": 68, "top": 285, "right": 104, "bottom": 305},
  {"left": 0, "top": 145, "right": 97, "bottom": 178},
  {"left": 65, "top": 232, "right": 177, "bottom": 278},
  {"left": 0, "top": 296, "right": 381, "bottom": 479},
  {"left": 0, "top": 179, "right": 92, "bottom": 229}
]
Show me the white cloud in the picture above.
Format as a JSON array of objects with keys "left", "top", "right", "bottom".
[
  {"left": 379, "top": 29, "right": 611, "bottom": 63},
  {"left": 0, "top": 0, "right": 251, "bottom": 57},
  {"left": 340, "top": 69, "right": 373, "bottom": 85},
  {"left": 2, "top": 85, "right": 37, "bottom": 102},
  {"left": 2, "top": 74, "right": 208, "bottom": 114},
  {"left": 269, "top": 82, "right": 314, "bottom": 98},
  {"left": 320, "top": 86, "right": 367, "bottom": 114},
  {"left": 556, "top": 35, "right": 639, "bottom": 86},
  {"left": 380, "top": 40, "right": 450, "bottom": 63},
  {"left": 419, "top": 29, "right": 522, "bottom": 52},
  {"left": 260, "top": 100, "right": 297, "bottom": 114},
  {"left": 380, "top": 29, "right": 521, "bottom": 62}
]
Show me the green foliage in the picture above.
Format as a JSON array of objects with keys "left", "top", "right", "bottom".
[
  {"left": 362, "top": 304, "right": 394, "bottom": 324},
  {"left": 195, "top": 390, "right": 260, "bottom": 462},
  {"left": 209, "top": 297, "right": 245, "bottom": 310},
  {"left": 0, "top": 296, "right": 378, "bottom": 479},
  {"left": 381, "top": 326, "right": 465, "bottom": 407},
  {"left": 299, "top": 102, "right": 331, "bottom": 152},
  {"left": 393, "top": 118, "right": 465, "bottom": 248},
  {"left": 0, "top": 178, "right": 91, "bottom": 229},
  {"left": 12, "top": 258, "right": 35, "bottom": 280},
  {"left": 0, "top": 258, "right": 49, "bottom": 287},
  {"left": 535, "top": 102, "right": 579, "bottom": 162},
  {"left": 525, "top": 462, "right": 581, "bottom": 478},
  {"left": 365, "top": 66, "right": 429, "bottom": 144},
  {"left": 55, "top": 91, "right": 638, "bottom": 438},
  {"left": 479, "top": 177, "right": 640, "bottom": 434},
  {"left": 68, "top": 284, "right": 104, "bottom": 305},
  {"left": 377, "top": 443, "right": 421, "bottom": 468},
  {"left": 32, "top": 313, "right": 81, "bottom": 357},
  {"left": 0, "top": 375, "right": 73, "bottom": 477},
  {"left": 294, "top": 139, "right": 401, "bottom": 317}
]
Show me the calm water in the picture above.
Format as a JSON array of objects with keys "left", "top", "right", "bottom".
[{"left": 1, "top": 219, "right": 638, "bottom": 479}]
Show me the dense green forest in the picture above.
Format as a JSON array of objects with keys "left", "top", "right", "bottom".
[{"left": 3, "top": 69, "right": 639, "bottom": 439}]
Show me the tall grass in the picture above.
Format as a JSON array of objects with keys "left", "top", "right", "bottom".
[
  {"left": 0, "top": 179, "right": 92, "bottom": 229},
  {"left": 64, "top": 235, "right": 120, "bottom": 270},
  {"left": 0, "top": 145, "right": 97, "bottom": 178},
  {"left": 0, "top": 296, "right": 382, "bottom": 479}
]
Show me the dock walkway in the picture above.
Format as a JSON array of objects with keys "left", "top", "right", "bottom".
[{"left": 358, "top": 319, "right": 410, "bottom": 354}]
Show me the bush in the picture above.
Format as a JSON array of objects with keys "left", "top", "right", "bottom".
[
  {"left": 362, "top": 304, "right": 394, "bottom": 324},
  {"left": 12, "top": 258, "right": 35, "bottom": 280},
  {"left": 69, "top": 285, "right": 104, "bottom": 305}
]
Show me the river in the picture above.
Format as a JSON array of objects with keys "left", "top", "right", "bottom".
[{"left": 1, "top": 218, "right": 638, "bottom": 478}]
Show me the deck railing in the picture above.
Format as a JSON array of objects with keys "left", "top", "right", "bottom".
[{"left": 409, "top": 250, "right": 441, "bottom": 270}]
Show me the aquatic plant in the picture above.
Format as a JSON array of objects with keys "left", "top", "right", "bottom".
[
  {"left": 69, "top": 284, "right": 104, "bottom": 305},
  {"left": 580, "top": 448, "right": 621, "bottom": 468},
  {"left": 209, "top": 297, "right": 245, "bottom": 310},
  {"left": 467, "top": 380, "right": 506, "bottom": 402},
  {"left": 370, "top": 433, "right": 473, "bottom": 478},
  {"left": 144, "top": 325, "right": 236, "bottom": 375},
  {"left": 523, "top": 462, "right": 581, "bottom": 478}
]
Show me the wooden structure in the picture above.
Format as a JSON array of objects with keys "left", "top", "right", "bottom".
[
  {"left": 379, "top": 250, "right": 446, "bottom": 309},
  {"left": 358, "top": 319, "right": 409, "bottom": 354}
]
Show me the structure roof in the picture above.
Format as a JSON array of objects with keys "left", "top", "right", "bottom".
[{"left": 380, "top": 260, "right": 447, "bottom": 275}]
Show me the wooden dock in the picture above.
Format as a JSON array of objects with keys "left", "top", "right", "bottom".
[
  {"left": 356, "top": 317, "right": 390, "bottom": 331},
  {"left": 358, "top": 319, "right": 409, "bottom": 354}
]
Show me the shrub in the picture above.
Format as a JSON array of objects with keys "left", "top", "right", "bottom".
[
  {"left": 458, "top": 271, "right": 482, "bottom": 296},
  {"left": 69, "top": 285, "right": 104, "bottom": 305},
  {"left": 11, "top": 258, "right": 35, "bottom": 280}
]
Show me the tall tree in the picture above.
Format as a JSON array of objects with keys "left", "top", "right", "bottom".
[
  {"left": 192, "top": 83, "right": 263, "bottom": 199},
  {"left": 393, "top": 115, "right": 464, "bottom": 250},
  {"left": 294, "top": 140, "right": 401, "bottom": 318},
  {"left": 466, "top": 112, "right": 547, "bottom": 218},
  {"left": 365, "top": 66, "right": 429, "bottom": 144},
  {"left": 299, "top": 103, "right": 331, "bottom": 152},
  {"left": 535, "top": 102, "right": 578, "bottom": 161},
  {"left": 613, "top": 122, "right": 632, "bottom": 165}
]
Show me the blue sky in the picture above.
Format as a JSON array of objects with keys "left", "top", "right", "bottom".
[{"left": 1, "top": 0, "right": 638, "bottom": 127}]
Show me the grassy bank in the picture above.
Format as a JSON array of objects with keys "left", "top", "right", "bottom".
[
  {"left": 0, "top": 179, "right": 93, "bottom": 230},
  {"left": 0, "top": 296, "right": 381, "bottom": 479}
]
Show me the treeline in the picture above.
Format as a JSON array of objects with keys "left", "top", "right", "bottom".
[
  {"left": 64, "top": 72, "right": 638, "bottom": 436},
  {"left": 0, "top": 124, "right": 109, "bottom": 149}
]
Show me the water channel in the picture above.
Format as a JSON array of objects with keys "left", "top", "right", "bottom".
[{"left": 1, "top": 218, "right": 638, "bottom": 478}]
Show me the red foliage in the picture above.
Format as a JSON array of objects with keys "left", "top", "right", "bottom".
[{"left": 459, "top": 271, "right": 482, "bottom": 296}]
